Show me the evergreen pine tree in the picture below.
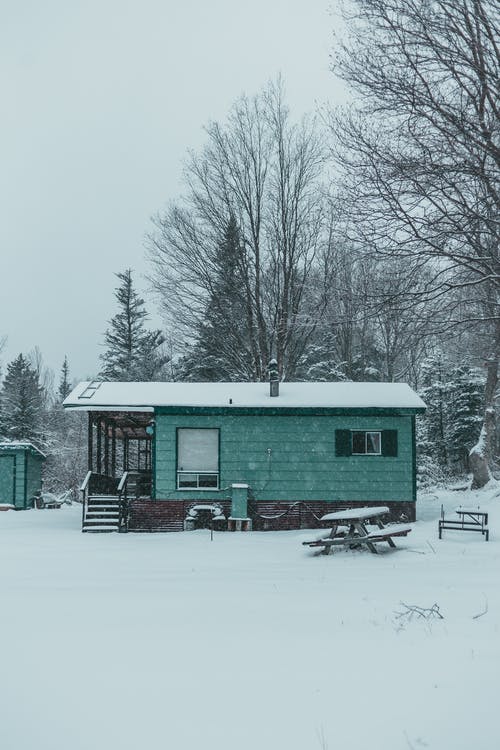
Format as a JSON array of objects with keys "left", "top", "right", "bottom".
[
  {"left": 0, "top": 353, "right": 44, "bottom": 443},
  {"left": 447, "top": 365, "right": 484, "bottom": 472},
  {"left": 418, "top": 356, "right": 485, "bottom": 478},
  {"left": 100, "top": 269, "right": 168, "bottom": 381},
  {"left": 179, "top": 216, "right": 254, "bottom": 381},
  {"left": 418, "top": 354, "right": 449, "bottom": 467},
  {"left": 58, "top": 356, "right": 71, "bottom": 402}
]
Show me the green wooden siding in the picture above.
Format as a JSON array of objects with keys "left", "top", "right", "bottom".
[
  {"left": 0, "top": 448, "right": 44, "bottom": 508},
  {"left": 15, "top": 453, "right": 26, "bottom": 507},
  {"left": 0, "top": 456, "right": 16, "bottom": 504},
  {"left": 25, "top": 454, "right": 43, "bottom": 507},
  {"left": 154, "top": 411, "right": 415, "bottom": 504}
]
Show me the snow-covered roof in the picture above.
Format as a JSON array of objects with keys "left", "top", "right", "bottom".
[
  {"left": 0, "top": 441, "right": 46, "bottom": 458},
  {"left": 63, "top": 381, "right": 426, "bottom": 411}
]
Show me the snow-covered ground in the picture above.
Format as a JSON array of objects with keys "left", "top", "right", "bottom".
[{"left": 1, "top": 488, "right": 498, "bottom": 750}]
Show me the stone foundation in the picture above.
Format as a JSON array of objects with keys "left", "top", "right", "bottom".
[{"left": 127, "top": 499, "right": 415, "bottom": 532}]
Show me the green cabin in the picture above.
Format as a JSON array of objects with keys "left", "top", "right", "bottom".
[
  {"left": 64, "top": 380, "right": 426, "bottom": 533},
  {"left": 0, "top": 442, "right": 46, "bottom": 510}
]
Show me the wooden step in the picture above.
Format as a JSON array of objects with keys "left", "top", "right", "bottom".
[
  {"left": 84, "top": 517, "right": 119, "bottom": 524},
  {"left": 83, "top": 525, "right": 119, "bottom": 533},
  {"left": 83, "top": 494, "right": 123, "bottom": 532},
  {"left": 86, "top": 507, "right": 119, "bottom": 516}
]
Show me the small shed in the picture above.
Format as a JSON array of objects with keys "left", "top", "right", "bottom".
[{"left": 0, "top": 442, "right": 46, "bottom": 510}]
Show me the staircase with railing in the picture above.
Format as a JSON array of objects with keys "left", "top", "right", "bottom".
[
  {"left": 80, "top": 471, "right": 150, "bottom": 532},
  {"left": 80, "top": 471, "right": 121, "bottom": 533}
]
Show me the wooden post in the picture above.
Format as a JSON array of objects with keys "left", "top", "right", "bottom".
[
  {"left": 111, "top": 425, "right": 116, "bottom": 478},
  {"left": 96, "top": 419, "right": 102, "bottom": 474},
  {"left": 104, "top": 419, "right": 110, "bottom": 476},
  {"left": 88, "top": 413, "right": 93, "bottom": 472}
]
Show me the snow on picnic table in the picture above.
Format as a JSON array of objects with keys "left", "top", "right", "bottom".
[
  {"left": 320, "top": 505, "right": 389, "bottom": 521},
  {"left": 0, "top": 486, "right": 499, "bottom": 750}
]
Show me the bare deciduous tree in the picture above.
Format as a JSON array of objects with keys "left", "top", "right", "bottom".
[
  {"left": 330, "top": 0, "right": 500, "bottom": 485},
  {"left": 148, "top": 80, "right": 328, "bottom": 381}
]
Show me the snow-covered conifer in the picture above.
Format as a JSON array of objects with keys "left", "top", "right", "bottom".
[
  {"left": 58, "top": 356, "right": 71, "bottom": 402},
  {"left": 0, "top": 353, "right": 44, "bottom": 444},
  {"left": 100, "top": 269, "right": 168, "bottom": 381},
  {"left": 178, "top": 216, "right": 254, "bottom": 381},
  {"left": 447, "top": 365, "right": 484, "bottom": 472}
]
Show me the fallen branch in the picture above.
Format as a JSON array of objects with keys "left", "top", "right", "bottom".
[
  {"left": 395, "top": 602, "right": 444, "bottom": 621},
  {"left": 473, "top": 598, "right": 488, "bottom": 620}
]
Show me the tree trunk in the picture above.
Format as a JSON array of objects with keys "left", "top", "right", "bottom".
[
  {"left": 470, "top": 408, "right": 496, "bottom": 489},
  {"left": 470, "top": 321, "right": 500, "bottom": 488}
]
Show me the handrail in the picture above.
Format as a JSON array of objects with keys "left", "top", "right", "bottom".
[
  {"left": 79, "top": 471, "right": 92, "bottom": 493},
  {"left": 80, "top": 471, "right": 92, "bottom": 533},
  {"left": 117, "top": 471, "right": 129, "bottom": 494},
  {"left": 117, "top": 472, "right": 130, "bottom": 533}
]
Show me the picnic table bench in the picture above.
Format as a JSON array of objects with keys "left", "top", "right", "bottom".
[
  {"left": 438, "top": 505, "right": 489, "bottom": 541},
  {"left": 302, "top": 506, "right": 412, "bottom": 555}
]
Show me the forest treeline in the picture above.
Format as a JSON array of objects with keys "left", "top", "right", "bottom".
[{"left": 1, "top": 0, "right": 498, "bottom": 492}]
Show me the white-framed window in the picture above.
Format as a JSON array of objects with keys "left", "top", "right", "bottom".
[
  {"left": 177, "top": 428, "right": 219, "bottom": 490},
  {"left": 351, "top": 430, "right": 381, "bottom": 455}
]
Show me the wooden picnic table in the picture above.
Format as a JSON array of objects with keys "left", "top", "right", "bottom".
[{"left": 302, "top": 506, "right": 412, "bottom": 555}]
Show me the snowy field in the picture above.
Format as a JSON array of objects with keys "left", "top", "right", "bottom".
[{"left": 1, "top": 489, "right": 499, "bottom": 750}]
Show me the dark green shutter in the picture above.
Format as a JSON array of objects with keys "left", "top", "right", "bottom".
[
  {"left": 335, "top": 429, "right": 352, "bottom": 456},
  {"left": 382, "top": 430, "right": 398, "bottom": 457}
]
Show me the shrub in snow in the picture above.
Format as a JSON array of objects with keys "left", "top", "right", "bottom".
[{"left": 416, "top": 453, "right": 449, "bottom": 489}]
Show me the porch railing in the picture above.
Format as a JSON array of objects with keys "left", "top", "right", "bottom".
[
  {"left": 80, "top": 472, "right": 122, "bottom": 532},
  {"left": 79, "top": 471, "right": 92, "bottom": 531},
  {"left": 88, "top": 473, "right": 120, "bottom": 496},
  {"left": 117, "top": 472, "right": 129, "bottom": 533},
  {"left": 79, "top": 470, "right": 152, "bottom": 533},
  {"left": 116, "top": 471, "right": 153, "bottom": 532}
]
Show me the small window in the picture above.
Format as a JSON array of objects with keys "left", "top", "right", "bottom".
[
  {"left": 351, "top": 431, "right": 381, "bottom": 455},
  {"left": 177, "top": 428, "right": 219, "bottom": 490}
]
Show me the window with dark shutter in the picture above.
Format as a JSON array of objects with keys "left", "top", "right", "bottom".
[{"left": 336, "top": 429, "right": 398, "bottom": 457}]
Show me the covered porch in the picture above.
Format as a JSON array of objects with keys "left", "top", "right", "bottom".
[
  {"left": 81, "top": 410, "right": 155, "bottom": 531},
  {"left": 85, "top": 410, "right": 154, "bottom": 498}
]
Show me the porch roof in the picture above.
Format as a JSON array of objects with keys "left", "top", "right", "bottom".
[{"left": 63, "top": 380, "right": 426, "bottom": 412}]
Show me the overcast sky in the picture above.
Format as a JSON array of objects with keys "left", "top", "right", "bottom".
[{"left": 1, "top": 0, "right": 344, "bottom": 381}]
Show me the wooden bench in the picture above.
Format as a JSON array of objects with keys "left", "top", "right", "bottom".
[
  {"left": 438, "top": 506, "right": 489, "bottom": 541},
  {"left": 363, "top": 525, "right": 412, "bottom": 544},
  {"left": 303, "top": 524, "right": 412, "bottom": 554}
]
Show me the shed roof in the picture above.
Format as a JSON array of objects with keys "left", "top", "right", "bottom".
[
  {"left": 0, "top": 441, "right": 46, "bottom": 459},
  {"left": 63, "top": 381, "right": 426, "bottom": 412}
]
